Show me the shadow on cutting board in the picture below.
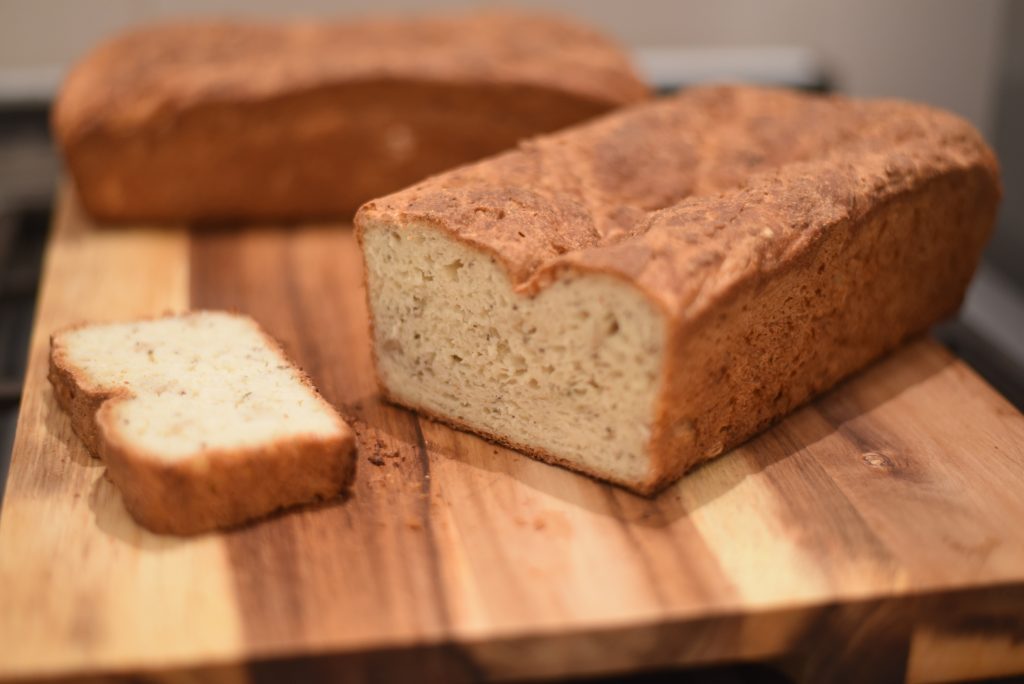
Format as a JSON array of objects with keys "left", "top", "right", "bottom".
[
  {"left": 363, "top": 337, "right": 953, "bottom": 528},
  {"left": 42, "top": 382, "right": 104, "bottom": 469}
]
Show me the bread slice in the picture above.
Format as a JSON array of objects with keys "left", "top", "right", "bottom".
[
  {"left": 48, "top": 311, "right": 356, "bottom": 534},
  {"left": 355, "top": 85, "right": 1001, "bottom": 495},
  {"left": 52, "top": 11, "right": 648, "bottom": 223}
]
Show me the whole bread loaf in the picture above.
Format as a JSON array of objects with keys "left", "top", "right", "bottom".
[
  {"left": 356, "top": 85, "right": 1001, "bottom": 495},
  {"left": 49, "top": 311, "right": 356, "bottom": 534},
  {"left": 53, "top": 12, "right": 648, "bottom": 223}
]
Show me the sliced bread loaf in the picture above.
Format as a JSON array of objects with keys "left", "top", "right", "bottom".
[
  {"left": 49, "top": 311, "right": 356, "bottom": 534},
  {"left": 355, "top": 85, "right": 1001, "bottom": 495}
]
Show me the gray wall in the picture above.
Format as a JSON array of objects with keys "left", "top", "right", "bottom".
[
  {"left": 0, "top": 0, "right": 1009, "bottom": 138},
  {"left": 989, "top": 1, "right": 1024, "bottom": 286}
]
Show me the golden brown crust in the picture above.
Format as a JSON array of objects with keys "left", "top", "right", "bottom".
[
  {"left": 48, "top": 312, "right": 357, "bottom": 535},
  {"left": 644, "top": 165, "right": 1000, "bottom": 491},
  {"left": 54, "top": 12, "right": 647, "bottom": 139},
  {"left": 356, "top": 85, "right": 1002, "bottom": 494},
  {"left": 98, "top": 408, "right": 355, "bottom": 535},
  {"left": 357, "top": 86, "right": 999, "bottom": 297},
  {"left": 49, "top": 331, "right": 126, "bottom": 458},
  {"left": 53, "top": 11, "right": 649, "bottom": 223}
]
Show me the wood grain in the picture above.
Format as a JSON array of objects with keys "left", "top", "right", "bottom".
[
  {"left": 2, "top": 192, "right": 1024, "bottom": 682},
  {"left": 0, "top": 192, "right": 244, "bottom": 678}
]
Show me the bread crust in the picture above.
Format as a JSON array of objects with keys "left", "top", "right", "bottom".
[
  {"left": 48, "top": 313, "right": 356, "bottom": 535},
  {"left": 52, "top": 12, "right": 649, "bottom": 223},
  {"left": 356, "top": 85, "right": 1001, "bottom": 495}
]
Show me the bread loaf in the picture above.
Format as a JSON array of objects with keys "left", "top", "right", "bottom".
[
  {"left": 356, "top": 85, "right": 1001, "bottom": 495},
  {"left": 53, "top": 12, "right": 648, "bottom": 223},
  {"left": 49, "top": 311, "right": 356, "bottom": 534}
]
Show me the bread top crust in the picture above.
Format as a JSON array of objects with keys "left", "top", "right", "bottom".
[
  {"left": 356, "top": 86, "right": 1001, "bottom": 321},
  {"left": 53, "top": 11, "right": 649, "bottom": 142}
]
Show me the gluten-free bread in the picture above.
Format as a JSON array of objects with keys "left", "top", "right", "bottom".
[
  {"left": 356, "top": 85, "right": 1001, "bottom": 495},
  {"left": 49, "top": 311, "right": 356, "bottom": 534},
  {"left": 53, "top": 12, "right": 648, "bottom": 223}
]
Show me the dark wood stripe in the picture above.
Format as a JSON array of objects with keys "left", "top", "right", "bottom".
[
  {"left": 411, "top": 414, "right": 455, "bottom": 632},
  {"left": 775, "top": 596, "right": 914, "bottom": 683},
  {"left": 608, "top": 486, "right": 739, "bottom": 608},
  {"left": 746, "top": 413, "right": 900, "bottom": 578},
  {"left": 190, "top": 225, "right": 459, "bottom": 663},
  {"left": 190, "top": 227, "right": 310, "bottom": 646},
  {"left": 602, "top": 490, "right": 670, "bottom": 606}
]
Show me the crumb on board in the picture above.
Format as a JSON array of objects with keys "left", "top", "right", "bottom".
[{"left": 366, "top": 435, "right": 407, "bottom": 467}]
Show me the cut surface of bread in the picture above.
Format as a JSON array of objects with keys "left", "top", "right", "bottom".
[
  {"left": 49, "top": 311, "right": 355, "bottom": 534},
  {"left": 356, "top": 85, "right": 1001, "bottom": 495},
  {"left": 362, "top": 226, "right": 664, "bottom": 487},
  {"left": 52, "top": 11, "right": 648, "bottom": 223}
]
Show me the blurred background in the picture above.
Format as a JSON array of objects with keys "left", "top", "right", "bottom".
[{"left": 1, "top": 0, "right": 1022, "bottom": 485}]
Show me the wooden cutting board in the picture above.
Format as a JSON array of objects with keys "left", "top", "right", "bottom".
[{"left": 2, "top": 192, "right": 1024, "bottom": 683}]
